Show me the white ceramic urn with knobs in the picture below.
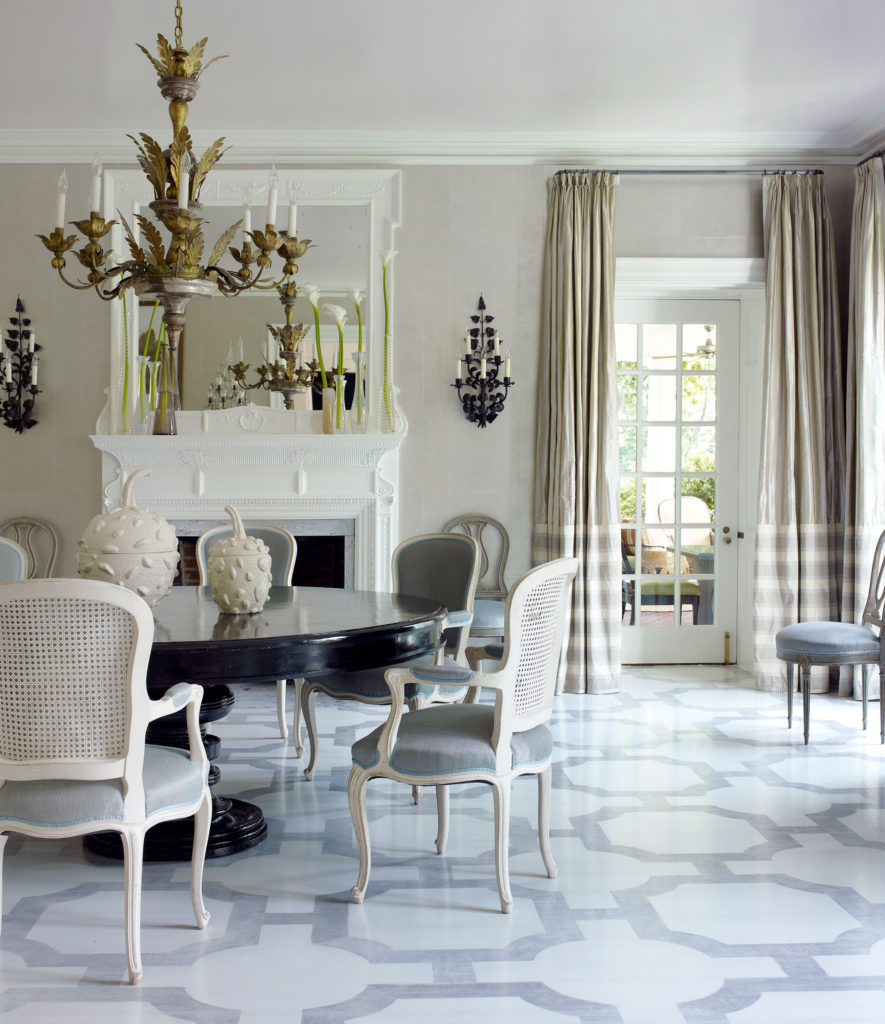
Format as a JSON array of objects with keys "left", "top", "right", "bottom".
[
  {"left": 77, "top": 468, "right": 179, "bottom": 606},
  {"left": 207, "top": 505, "right": 273, "bottom": 614}
]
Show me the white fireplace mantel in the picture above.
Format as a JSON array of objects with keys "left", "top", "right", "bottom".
[{"left": 91, "top": 408, "right": 404, "bottom": 590}]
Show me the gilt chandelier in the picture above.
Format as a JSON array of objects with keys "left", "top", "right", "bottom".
[{"left": 38, "top": 1, "right": 311, "bottom": 433}]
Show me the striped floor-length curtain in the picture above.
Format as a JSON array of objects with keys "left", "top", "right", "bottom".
[
  {"left": 841, "top": 157, "right": 885, "bottom": 699},
  {"left": 753, "top": 173, "right": 845, "bottom": 691},
  {"left": 533, "top": 171, "right": 620, "bottom": 694}
]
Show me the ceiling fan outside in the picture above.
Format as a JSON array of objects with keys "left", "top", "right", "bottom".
[{"left": 650, "top": 326, "right": 716, "bottom": 361}]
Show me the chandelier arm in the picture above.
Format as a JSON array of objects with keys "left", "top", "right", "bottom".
[
  {"left": 209, "top": 263, "right": 272, "bottom": 296},
  {"left": 52, "top": 266, "right": 115, "bottom": 294}
]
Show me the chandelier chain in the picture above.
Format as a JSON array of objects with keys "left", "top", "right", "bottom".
[{"left": 174, "top": 1, "right": 183, "bottom": 48}]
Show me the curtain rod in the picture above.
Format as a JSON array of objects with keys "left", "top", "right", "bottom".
[
  {"left": 858, "top": 148, "right": 885, "bottom": 166},
  {"left": 555, "top": 168, "right": 823, "bottom": 176}
]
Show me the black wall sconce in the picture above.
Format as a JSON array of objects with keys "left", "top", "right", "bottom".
[
  {"left": 1, "top": 298, "right": 41, "bottom": 433},
  {"left": 453, "top": 295, "right": 513, "bottom": 428}
]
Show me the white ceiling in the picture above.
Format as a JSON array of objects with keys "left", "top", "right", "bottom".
[{"left": 3, "top": 0, "right": 885, "bottom": 165}]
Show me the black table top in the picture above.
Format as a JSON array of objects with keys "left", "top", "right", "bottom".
[{"left": 147, "top": 585, "right": 446, "bottom": 686}]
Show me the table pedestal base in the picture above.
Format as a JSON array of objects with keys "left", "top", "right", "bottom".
[
  {"left": 84, "top": 683, "right": 267, "bottom": 862},
  {"left": 84, "top": 793, "right": 267, "bottom": 861}
]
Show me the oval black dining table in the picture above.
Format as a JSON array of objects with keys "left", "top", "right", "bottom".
[{"left": 85, "top": 585, "right": 446, "bottom": 862}]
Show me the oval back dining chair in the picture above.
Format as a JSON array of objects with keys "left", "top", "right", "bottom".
[
  {"left": 443, "top": 513, "right": 509, "bottom": 643},
  {"left": 0, "top": 536, "right": 28, "bottom": 582},
  {"left": 196, "top": 523, "right": 301, "bottom": 748},
  {"left": 776, "top": 528, "right": 885, "bottom": 744},
  {"left": 300, "top": 532, "right": 480, "bottom": 781},
  {"left": 0, "top": 578, "right": 210, "bottom": 985},
  {"left": 348, "top": 556, "right": 579, "bottom": 914},
  {"left": 0, "top": 516, "right": 58, "bottom": 578}
]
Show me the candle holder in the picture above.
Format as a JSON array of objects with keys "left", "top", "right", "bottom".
[
  {"left": 228, "top": 280, "right": 317, "bottom": 409},
  {"left": 452, "top": 295, "right": 513, "bottom": 428},
  {"left": 1, "top": 297, "right": 41, "bottom": 434}
]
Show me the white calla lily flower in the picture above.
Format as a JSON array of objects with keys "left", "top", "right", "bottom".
[
  {"left": 323, "top": 303, "right": 348, "bottom": 327},
  {"left": 381, "top": 250, "right": 398, "bottom": 268}
]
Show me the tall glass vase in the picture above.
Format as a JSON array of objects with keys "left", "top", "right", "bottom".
[
  {"left": 351, "top": 351, "right": 367, "bottom": 431},
  {"left": 153, "top": 342, "right": 180, "bottom": 436},
  {"left": 134, "top": 355, "right": 152, "bottom": 434},
  {"left": 333, "top": 374, "right": 347, "bottom": 433},
  {"left": 321, "top": 387, "right": 335, "bottom": 435},
  {"left": 379, "top": 333, "right": 397, "bottom": 433}
]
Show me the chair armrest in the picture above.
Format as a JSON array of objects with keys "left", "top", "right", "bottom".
[
  {"left": 148, "top": 683, "right": 208, "bottom": 777},
  {"left": 466, "top": 644, "right": 504, "bottom": 669},
  {"left": 408, "top": 663, "right": 476, "bottom": 686},
  {"left": 443, "top": 609, "right": 473, "bottom": 630},
  {"left": 149, "top": 682, "right": 200, "bottom": 719}
]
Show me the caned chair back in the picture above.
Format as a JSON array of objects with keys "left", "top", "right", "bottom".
[
  {"left": 496, "top": 557, "right": 578, "bottom": 734},
  {"left": 0, "top": 537, "right": 28, "bottom": 582},
  {"left": 393, "top": 533, "right": 479, "bottom": 660},
  {"left": 0, "top": 517, "right": 58, "bottom": 578},
  {"left": 196, "top": 524, "right": 296, "bottom": 586},
  {"left": 443, "top": 514, "right": 509, "bottom": 599},
  {"left": 0, "top": 579, "right": 154, "bottom": 790}
]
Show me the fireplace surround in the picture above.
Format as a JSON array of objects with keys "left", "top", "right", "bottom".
[{"left": 91, "top": 407, "right": 404, "bottom": 591}]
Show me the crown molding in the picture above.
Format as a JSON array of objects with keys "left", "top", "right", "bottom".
[{"left": 0, "top": 128, "right": 881, "bottom": 167}]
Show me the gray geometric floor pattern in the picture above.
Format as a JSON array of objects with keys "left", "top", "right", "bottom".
[{"left": 1, "top": 665, "right": 885, "bottom": 1022}]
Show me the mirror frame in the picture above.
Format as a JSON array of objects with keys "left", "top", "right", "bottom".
[{"left": 97, "top": 167, "right": 401, "bottom": 433}]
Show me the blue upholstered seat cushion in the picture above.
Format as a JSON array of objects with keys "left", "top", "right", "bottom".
[
  {"left": 0, "top": 745, "right": 206, "bottom": 829},
  {"left": 470, "top": 598, "right": 506, "bottom": 636},
  {"left": 352, "top": 703, "right": 552, "bottom": 776},
  {"left": 776, "top": 621, "right": 880, "bottom": 657},
  {"left": 315, "top": 653, "right": 470, "bottom": 702}
]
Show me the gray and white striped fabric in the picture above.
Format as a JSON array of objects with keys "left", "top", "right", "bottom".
[
  {"left": 753, "top": 174, "right": 845, "bottom": 692},
  {"left": 841, "top": 159, "right": 885, "bottom": 698},
  {"left": 754, "top": 524, "right": 845, "bottom": 690},
  {"left": 533, "top": 171, "right": 620, "bottom": 694}
]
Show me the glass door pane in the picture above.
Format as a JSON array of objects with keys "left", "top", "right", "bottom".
[{"left": 617, "top": 300, "right": 739, "bottom": 663}]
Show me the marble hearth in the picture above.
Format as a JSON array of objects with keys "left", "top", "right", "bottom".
[{"left": 90, "top": 407, "right": 404, "bottom": 591}]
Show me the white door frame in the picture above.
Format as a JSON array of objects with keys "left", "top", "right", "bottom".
[{"left": 615, "top": 258, "right": 766, "bottom": 671}]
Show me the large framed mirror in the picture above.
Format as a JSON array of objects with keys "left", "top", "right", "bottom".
[{"left": 98, "top": 168, "right": 401, "bottom": 431}]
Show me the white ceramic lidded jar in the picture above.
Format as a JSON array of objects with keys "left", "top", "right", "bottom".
[
  {"left": 77, "top": 468, "right": 179, "bottom": 606},
  {"left": 207, "top": 505, "right": 273, "bottom": 614}
]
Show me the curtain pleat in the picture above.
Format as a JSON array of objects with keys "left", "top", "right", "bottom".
[
  {"left": 753, "top": 174, "right": 845, "bottom": 691},
  {"left": 533, "top": 172, "right": 620, "bottom": 694},
  {"left": 841, "top": 158, "right": 885, "bottom": 698}
]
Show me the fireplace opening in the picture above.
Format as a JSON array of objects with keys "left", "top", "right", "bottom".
[{"left": 175, "top": 534, "right": 347, "bottom": 589}]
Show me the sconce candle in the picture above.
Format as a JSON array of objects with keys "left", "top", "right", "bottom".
[{"left": 451, "top": 294, "right": 514, "bottom": 428}]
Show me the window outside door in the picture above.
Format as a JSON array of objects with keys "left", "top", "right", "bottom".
[{"left": 616, "top": 299, "right": 740, "bottom": 663}]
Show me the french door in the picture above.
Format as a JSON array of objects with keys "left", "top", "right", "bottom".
[{"left": 616, "top": 299, "right": 740, "bottom": 663}]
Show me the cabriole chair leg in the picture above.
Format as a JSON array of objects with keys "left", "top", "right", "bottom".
[{"left": 348, "top": 767, "right": 372, "bottom": 903}]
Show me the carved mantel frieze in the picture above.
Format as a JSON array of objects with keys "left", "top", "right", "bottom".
[{"left": 90, "top": 414, "right": 404, "bottom": 590}]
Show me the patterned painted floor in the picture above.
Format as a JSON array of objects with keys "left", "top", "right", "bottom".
[{"left": 1, "top": 666, "right": 885, "bottom": 1022}]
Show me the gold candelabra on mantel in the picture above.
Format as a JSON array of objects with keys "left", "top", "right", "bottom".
[
  {"left": 228, "top": 281, "right": 317, "bottom": 410},
  {"left": 36, "top": 0, "right": 313, "bottom": 435}
]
